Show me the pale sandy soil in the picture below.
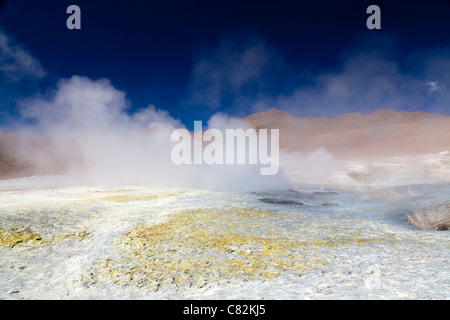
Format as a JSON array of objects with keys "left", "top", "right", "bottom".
[{"left": 0, "top": 176, "right": 448, "bottom": 300}]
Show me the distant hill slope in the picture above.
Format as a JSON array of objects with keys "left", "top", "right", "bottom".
[
  {"left": 0, "top": 130, "right": 68, "bottom": 179},
  {"left": 245, "top": 108, "right": 450, "bottom": 158}
]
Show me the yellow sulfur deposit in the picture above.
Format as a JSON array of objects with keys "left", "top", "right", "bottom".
[
  {"left": 0, "top": 226, "right": 89, "bottom": 248},
  {"left": 91, "top": 207, "right": 395, "bottom": 291},
  {"left": 0, "top": 226, "right": 42, "bottom": 248},
  {"left": 86, "top": 204, "right": 401, "bottom": 292}
]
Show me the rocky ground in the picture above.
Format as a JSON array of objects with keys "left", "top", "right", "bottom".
[{"left": 0, "top": 177, "right": 449, "bottom": 299}]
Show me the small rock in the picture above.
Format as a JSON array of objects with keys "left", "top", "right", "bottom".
[
  {"left": 406, "top": 202, "right": 450, "bottom": 230},
  {"left": 259, "top": 198, "right": 303, "bottom": 206},
  {"left": 322, "top": 203, "right": 338, "bottom": 207}
]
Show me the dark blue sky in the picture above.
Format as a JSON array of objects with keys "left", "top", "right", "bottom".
[{"left": 0, "top": 0, "right": 450, "bottom": 128}]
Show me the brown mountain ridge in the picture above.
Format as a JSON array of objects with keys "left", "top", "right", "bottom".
[{"left": 245, "top": 108, "right": 450, "bottom": 159}]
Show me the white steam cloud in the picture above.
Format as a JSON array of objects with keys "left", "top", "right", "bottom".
[
  {"left": 425, "top": 81, "right": 444, "bottom": 94},
  {"left": 15, "top": 76, "right": 289, "bottom": 191},
  {"left": 185, "top": 33, "right": 450, "bottom": 118},
  {"left": 0, "top": 29, "right": 45, "bottom": 81}
]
